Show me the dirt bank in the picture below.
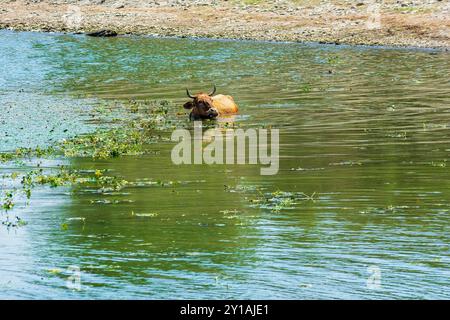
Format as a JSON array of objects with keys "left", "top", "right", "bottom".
[{"left": 0, "top": 0, "right": 449, "bottom": 48}]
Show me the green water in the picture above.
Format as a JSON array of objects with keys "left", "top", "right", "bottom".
[{"left": 0, "top": 30, "right": 449, "bottom": 299}]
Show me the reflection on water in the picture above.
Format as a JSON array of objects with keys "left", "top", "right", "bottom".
[{"left": 0, "top": 30, "right": 449, "bottom": 299}]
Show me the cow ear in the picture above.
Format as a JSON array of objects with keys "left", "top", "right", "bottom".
[{"left": 183, "top": 101, "right": 194, "bottom": 109}]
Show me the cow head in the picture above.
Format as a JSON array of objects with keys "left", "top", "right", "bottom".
[{"left": 184, "top": 85, "right": 219, "bottom": 120}]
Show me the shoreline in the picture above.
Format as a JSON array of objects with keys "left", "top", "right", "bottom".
[
  {"left": 0, "top": 1, "right": 449, "bottom": 50},
  {"left": 3, "top": 28, "right": 447, "bottom": 53}
]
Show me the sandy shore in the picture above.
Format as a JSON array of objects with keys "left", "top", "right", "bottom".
[{"left": 0, "top": 0, "right": 449, "bottom": 49}]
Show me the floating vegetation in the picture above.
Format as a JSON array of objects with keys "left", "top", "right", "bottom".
[
  {"left": 129, "top": 179, "right": 183, "bottom": 188},
  {"left": 359, "top": 205, "right": 410, "bottom": 215},
  {"left": 46, "top": 268, "right": 63, "bottom": 274},
  {"left": 1, "top": 166, "right": 131, "bottom": 228},
  {"left": 131, "top": 211, "right": 159, "bottom": 218},
  {"left": 430, "top": 160, "right": 447, "bottom": 168},
  {"left": 1, "top": 215, "right": 27, "bottom": 228},
  {"left": 223, "top": 184, "right": 260, "bottom": 193},
  {"left": 59, "top": 100, "right": 183, "bottom": 159},
  {"left": 385, "top": 131, "right": 407, "bottom": 139},
  {"left": 325, "top": 54, "right": 341, "bottom": 65},
  {"left": 329, "top": 160, "right": 363, "bottom": 166},
  {"left": 0, "top": 100, "right": 184, "bottom": 163},
  {"left": 61, "top": 217, "right": 86, "bottom": 231},
  {"left": 1, "top": 189, "right": 29, "bottom": 229},
  {"left": 0, "top": 99, "right": 186, "bottom": 228},
  {"left": 249, "top": 190, "right": 317, "bottom": 212},
  {"left": 422, "top": 123, "right": 448, "bottom": 130},
  {"left": 290, "top": 167, "right": 325, "bottom": 171},
  {"left": 1, "top": 191, "right": 15, "bottom": 211},
  {"left": 219, "top": 209, "right": 241, "bottom": 220},
  {"left": 300, "top": 83, "right": 312, "bottom": 93},
  {"left": 224, "top": 183, "right": 318, "bottom": 212},
  {"left": 59, "top": 128, "right": 148, "bottom": 158},
  {"left": 90, "top": 199, "right": 135, "bottom": 205},
  {"left": 219, "top": 209, "right": 240, "bottom": 215}
]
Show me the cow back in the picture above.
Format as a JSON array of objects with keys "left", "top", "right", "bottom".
[{"left": 211, "top": 94, "right": 239, "bottom": 115}]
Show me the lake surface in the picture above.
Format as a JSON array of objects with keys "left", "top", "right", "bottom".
[{"left": 0, "top": 30, "right": 449, "bottom": 299}]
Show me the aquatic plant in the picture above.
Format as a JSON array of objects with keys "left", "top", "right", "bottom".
[
  {"left": 224, "top": 182, "right": 318, "bottom": 212},
  {"left": 250, "top": 190, "right": 317, "bottom": 212},
  {"left": 0, "top": 99, "right": 185, "bottom": 228},
  {"left": 57, "top": 100, "right": 184, "bottom": 159},
  {"left": 1, "top": 215, "right": 27, "bottom": 228},
  {"left": 430, "top": 160, "right": 447, "bottom": 168},
  {"left": 1, "top": 189, "right": 28, "bottom": 228},
  {"left": 1, "top": 191, "right": 15, "bottom": 211},
  {"left": 0, "top": 100, "right": 184, "bottom": 163}
]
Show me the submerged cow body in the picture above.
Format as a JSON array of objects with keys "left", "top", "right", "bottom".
[{"left": 183, "top": 85, "right": 238, "bottom": 120}]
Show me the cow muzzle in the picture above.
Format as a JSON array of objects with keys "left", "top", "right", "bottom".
[{"left": 206, "top": 108, "right": 219, "bottom": 119}]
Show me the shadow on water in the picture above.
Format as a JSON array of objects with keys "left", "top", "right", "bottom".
[{"left": 0, "top": 30, "right": 449, "bottom": 299}]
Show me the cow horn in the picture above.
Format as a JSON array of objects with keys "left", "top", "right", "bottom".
[
  {"left": 186, "top": 88, "right": 195, "bottom": 99},
  {"left": 208, "top": 85, "right": 216, "bottom": 96}
]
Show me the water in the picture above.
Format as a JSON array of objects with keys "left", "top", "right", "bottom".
[{"left": 0, "top": 30, "right": 449, "bottom": 299}]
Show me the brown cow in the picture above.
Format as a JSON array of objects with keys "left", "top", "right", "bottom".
[{"left": 183, "top": 85, "right": 239, "bottom": 120}]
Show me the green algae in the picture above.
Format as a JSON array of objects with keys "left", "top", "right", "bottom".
[{"left": 0, "top": 99, "right": 184, "bottom": 228}]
